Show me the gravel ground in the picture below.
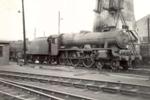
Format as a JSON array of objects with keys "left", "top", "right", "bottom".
[{"left": 0, "top": 62, "right": 150, "bottom": 87}]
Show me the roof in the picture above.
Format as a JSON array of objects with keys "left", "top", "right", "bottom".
[
  {"left": 0, "top": 40, "right": 10, "bottom": 44},
  {"left": 137, "top": 14, "right": 150, "bottom": 22}
]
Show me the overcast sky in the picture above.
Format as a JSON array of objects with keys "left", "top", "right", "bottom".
[{"left": 0, "top": 0, "right": 150, "bottom": 40}]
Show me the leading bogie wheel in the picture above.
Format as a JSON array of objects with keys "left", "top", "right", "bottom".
[
  {"left": 110, "top": 60, "right": 120, "bottom": 71},
  {"left": 95, "top": 61, "right": 104, "bottom": 70}
]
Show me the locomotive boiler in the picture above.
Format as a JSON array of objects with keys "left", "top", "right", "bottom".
[{"left": 60, "top": 29, "right": 129, "bottom": 49}]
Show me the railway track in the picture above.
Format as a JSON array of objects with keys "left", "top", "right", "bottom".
[
  {"left": 0, "top": 79, "right": 65, "bottom": 100},
  {"left": 0, "top": 70, "right": 150, "bottom": 99},
  {"left": 0, "top": 78, "right": 94, "bottom": 100}
]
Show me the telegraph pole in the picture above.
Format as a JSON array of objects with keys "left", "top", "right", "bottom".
[
  {"left": 58, "top": 11, "right": 60, "bottom": 34},
  {"left": 34, "top": 28, "right": 36, "bottom": 39},
  {"left": 21, "top": 0, "right": 27, "bottom": 65},
  {"left": 148, "top": 18, "right": 150, "bottom": 43}
]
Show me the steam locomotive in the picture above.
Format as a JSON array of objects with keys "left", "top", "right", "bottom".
[{"left": 26, "top": 29, "right": 140, "bottom": 70}]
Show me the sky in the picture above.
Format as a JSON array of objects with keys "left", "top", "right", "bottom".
[{"left": 0, "top": 0, "right": 150, "bottom": 40}]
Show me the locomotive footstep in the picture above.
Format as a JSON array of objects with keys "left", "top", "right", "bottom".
[{"left": 34, "top": 66, "right": 42, "bottom": 69}]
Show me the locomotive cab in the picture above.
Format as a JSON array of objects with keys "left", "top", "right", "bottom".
[{"left": 47, "top": 35, "right": 59, "bottom": 56}]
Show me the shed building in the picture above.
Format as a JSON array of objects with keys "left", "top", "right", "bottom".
[
  {"left": 136, "top": 15, "right": 150, "bottom": 43},
  {"left": 0, "top": 41, "right": 9, "bottom": 65}
]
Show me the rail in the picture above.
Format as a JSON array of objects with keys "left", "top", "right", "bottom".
[
  {"left": 0, "top": 79, "right": 64, "bottom": 100},
  {"left": 0, "top": 78, "right": 95, "bottom": 100}
]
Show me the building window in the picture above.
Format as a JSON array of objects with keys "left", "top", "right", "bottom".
[{"left": 0, "top": 46, "right": 3, "bottom": 57}]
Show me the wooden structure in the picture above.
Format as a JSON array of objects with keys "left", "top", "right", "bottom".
[{"left": 0, "top": 41, "right": 9, "bottom": 65}]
